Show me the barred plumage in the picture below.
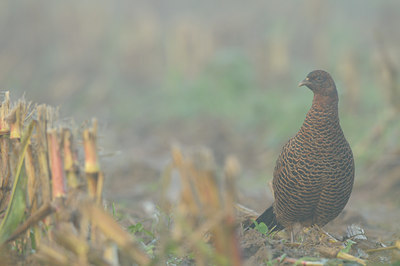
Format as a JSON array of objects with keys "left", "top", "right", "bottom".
[{"left": 254, "top": 70, "right": 354, "bottom": 231}]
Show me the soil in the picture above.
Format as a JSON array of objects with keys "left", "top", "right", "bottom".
[{"left": 102, "top": 117, "right": 400, "bottom": 264}]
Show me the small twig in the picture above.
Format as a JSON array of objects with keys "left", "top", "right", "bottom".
[
  {"left": 318, "top": 246, "right": 366, "bottom": 266},
  {"left": 234, "top": 203, "right": 259, "bottom": 217},
  {"left": 277, "top": 255, "right": 324, "bottom": 265},
  {"left": 365, "top": 240, "right": 400, "bottom": 253},
  {"left": 336, "top": 251, "right": 366, "bottom": 266},
  {"left": 320, "top": 227, "right": 340, "bottom": 242}
]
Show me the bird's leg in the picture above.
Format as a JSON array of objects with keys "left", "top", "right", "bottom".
[
  {"left": 286, "top": 225, "right": 295, "bottom": 243},
  {"left": 288, "top": 223, "right": 304, "bottom": 243}
]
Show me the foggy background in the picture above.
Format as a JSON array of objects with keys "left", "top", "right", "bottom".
[{"left": 1, "top": 1, "right": 399, "bottom": 230}]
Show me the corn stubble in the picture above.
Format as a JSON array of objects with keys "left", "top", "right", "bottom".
[
  {"left": 158, "top": 146, "right": 242, "bottom": 265},
  {"left": 0, "top": 92, "right": 148, "bottom": 265},
  {"left": 0, "top": 92, "right": 243, "bottom": 265}
]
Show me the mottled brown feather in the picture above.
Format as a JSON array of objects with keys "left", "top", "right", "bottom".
[{"left": 254, "top": 70, "right": 354, "bottom": 231}]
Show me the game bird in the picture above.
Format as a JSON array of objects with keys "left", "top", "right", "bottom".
[{"left": 252, "top": 70, "right": 355, "bottom": 236}]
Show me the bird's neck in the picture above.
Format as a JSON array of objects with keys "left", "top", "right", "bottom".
[
  {"left": 311, "top": 93, "right": 339, "bottom": 115},
  {"left": 303, "top": 93, "right": 340, "bottom": 130},
  {"left": 299, "top": 96, "right": 341, "bottom": 143}
]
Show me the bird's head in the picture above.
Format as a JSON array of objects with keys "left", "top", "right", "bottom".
[{"left": 298, "top": 70, "right": 337, "bottom": 97}]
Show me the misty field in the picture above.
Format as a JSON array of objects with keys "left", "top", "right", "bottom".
[{"left": 0, "top": 1, "right": 399, "bottom": 265}]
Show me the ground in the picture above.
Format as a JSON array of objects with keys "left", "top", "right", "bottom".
[{"left": 102, "top": 117, "right": 400, "bottom": 264}]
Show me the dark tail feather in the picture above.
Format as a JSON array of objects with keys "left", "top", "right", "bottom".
[{"left": 249, "top": 206, "right": 284, "bottom": 232}]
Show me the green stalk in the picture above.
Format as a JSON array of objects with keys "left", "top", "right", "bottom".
[{"left": 0, "top": 120, "right": 36, "bottom": 244}]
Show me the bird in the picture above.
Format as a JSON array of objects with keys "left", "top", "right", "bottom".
[{"left": 251, "top": 70, "right": 354, "bottom": 235}]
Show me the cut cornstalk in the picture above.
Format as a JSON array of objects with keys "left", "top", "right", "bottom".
[
  {"left": 7, "top": 103, "right": 22, "bottom": 140},
  {"left": 83, "top": 120, "right": 100, "bottom": 200},
  {"left": 0, "top": 91, "right": 10, "bottom": 135},
  {"left": 222, "top": 155, "right": 242, "bottom": 266},
  {"left": 47, "top": 129, "right": 66, "bottom": 199},
  {"left": 83, "top": 119, "right": 100, "bottom": 174},
  {"left": 171, "top": 146, "right": 200, "bottom": 243},
  {"left": 37, "top": 105, "right": 51, "bottom": 205},
  {"left": 96, "top": 172, "right": 104, "bottom": 205},
  {"left": 62, "top": 128, "right": 79, "bottom": 188},
  {"left": 171, "top": 146, "right": 199, "bottom": 216},
  {"left": 25, "top": 145, "right": 37, "bottom": 207},
  {"left": 0, "top": 136, "right": 11, "bottom": 206},
  {"left": 0, "top": 92, "right": 10, "bottom": 192}
]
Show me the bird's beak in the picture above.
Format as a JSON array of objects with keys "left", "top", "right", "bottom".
[{"left": 298, "top": 77, "right": 311, "bottom": 87}]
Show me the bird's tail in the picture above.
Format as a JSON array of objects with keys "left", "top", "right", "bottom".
[{"left": 249, "top": 206, "right": 284, "bottom": 232}]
